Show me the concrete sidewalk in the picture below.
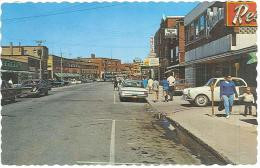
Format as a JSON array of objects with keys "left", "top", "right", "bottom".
[{"left": 147, "top": 87, "right": 257, "bottom": 164}]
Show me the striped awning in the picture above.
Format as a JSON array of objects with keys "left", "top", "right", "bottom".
[{"left": 55, "top": 73, "right": 81, "bottom": 78}]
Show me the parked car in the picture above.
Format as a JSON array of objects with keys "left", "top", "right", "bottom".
[
  {"left": 173, "top": 79, "right": 192, "bottom": 95},
  {"left": 19, "top": 79, "right": 49, "bottom": 97},
  {"left": 71, "top": 79, "right": 82, "bottom": 84},
  {"left": 183, "top": 77, "right": 247, "bottom": 107},
  {"left": 118, "top": 80, "right": 148, "bottom": 101},
  {"left": 1, "top": 80, "right": 20, "bottom": 103}
]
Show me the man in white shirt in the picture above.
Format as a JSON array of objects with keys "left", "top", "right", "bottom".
[
  {"left": 167, "top": 74, "right": 175, "bottom": 101},
  {"left": 148, "top": 78, "right": 154, "bottom": 94}
]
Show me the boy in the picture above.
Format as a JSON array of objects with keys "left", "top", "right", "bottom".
[{"left": 239, "top": 87, "right": 255, "bottom": 116}]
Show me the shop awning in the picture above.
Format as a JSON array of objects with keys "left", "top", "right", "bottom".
[
  {"left": 183, "top": 45, "right": 257, "bottom": 66},
  {"left": 55, "top": 73, "right": 81, "bottom": 78},
  {"left": 247, "top": 52, "right": 257, "bottom": 64}
]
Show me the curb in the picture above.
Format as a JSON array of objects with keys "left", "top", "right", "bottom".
[{"left": 146, "top": 98, "right": 234, "bottom": 165}]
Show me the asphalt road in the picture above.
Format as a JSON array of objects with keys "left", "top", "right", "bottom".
[{"left": 1, "top": 82, "right": 201, "bottom": 165}]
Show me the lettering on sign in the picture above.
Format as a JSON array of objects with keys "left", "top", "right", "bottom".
[{"left": 226, "top": 2, "right": 257, "bottom": 26}]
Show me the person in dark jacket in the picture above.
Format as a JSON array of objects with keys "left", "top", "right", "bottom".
[{"left": 220, "top": 75, "right": 238, "bottom": 119}]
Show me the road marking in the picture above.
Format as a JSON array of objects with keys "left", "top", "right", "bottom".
[
  {"left": 113, "top": 91, "right": 116, "bottom": 104},
  {"left": 76, "top": 161, "right": 142, "bottom": 165},
  {"left": 110, "top": 120, "right": 116, "bottom": 164}
]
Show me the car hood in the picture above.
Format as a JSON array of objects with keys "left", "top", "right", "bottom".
[
  {"left": 120, "top": 87, "right": 147, "bottom": 92},
  {"left": 183, "top": 86, "right": 209, "bottom": 93}
]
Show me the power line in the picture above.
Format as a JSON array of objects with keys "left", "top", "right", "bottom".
[{"left": 3, "top": 4, "right": 124, "bottom": 23}]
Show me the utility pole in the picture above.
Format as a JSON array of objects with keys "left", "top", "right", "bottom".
[
  {"left": 60, "top": 51, "right": 63, "bottom": 81},
  {"left": 34, "top": 40, "right": 46, "bottom": 80}
]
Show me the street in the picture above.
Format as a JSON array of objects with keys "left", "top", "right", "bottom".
[{"left": 1, "top": 82, "right": 201, "bottom": 165}]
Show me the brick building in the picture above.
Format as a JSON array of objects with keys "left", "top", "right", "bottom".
[
  {"left": 79, "top": 54, "right": 121, "bottom": 79},
  {"left": 48, "top": 55, "right": 98, "bottom": 80},
  {"left": 184, "top": 1, "right": 257, "bottom": 87},
  {"left": 154, "top": 16, "right": 185, "bottom": 79}
]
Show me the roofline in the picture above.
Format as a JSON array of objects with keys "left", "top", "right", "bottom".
[{"left": 2, "top": 45, "right": 48, "bottom": 48}]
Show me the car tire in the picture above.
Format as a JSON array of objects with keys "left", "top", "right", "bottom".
[
  {"left": 195, "top": 94, "right": 209, "bottom": 107},
  {"left": 119, "top": 97, "right": 125, "bottom": 102}
]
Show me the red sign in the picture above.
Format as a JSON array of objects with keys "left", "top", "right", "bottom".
[{"left": 226, "top": 1, "right": 257, "bottom": 26}]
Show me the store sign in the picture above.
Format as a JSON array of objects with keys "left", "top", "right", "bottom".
[
  {"left": 149, "top": 58, "right": 159, "bottom": 67},
  {"left": 226, "top": 1, "right": 257, "bottom": 26},
  {"left": 142, "top": 58, "right": 159, "bottom": 67},
  {"left": 165, "top": 28, "right": 177, "bottom": 38}
]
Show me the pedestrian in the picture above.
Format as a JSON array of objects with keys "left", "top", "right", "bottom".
[
  {"left": 152, "top": 79, "right": 159, "bottom": 102},
  {"left": 220, "top": 75, "right": 238, "bottom": 119},
  {"left": 239, "top": 87, "right": 255, "bottom": 116},
  {"left": 113, "top": 79, "right": 118, "bottom": 90},
  {"left": 143, "top": 77, "right": 148, "bottom": 89},
  {"left": 162, "top": 77, "right": 170, "bottom": 102},
  {"left": 167, "top": 73, "right": 175, "bottom": 101},
  {"left": 148, "top": 78, "right": 154, "bottom": 94}
]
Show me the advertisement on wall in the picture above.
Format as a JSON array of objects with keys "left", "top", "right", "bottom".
[{"left": 226, "top": 1, "right": 256, "bottom": 27}]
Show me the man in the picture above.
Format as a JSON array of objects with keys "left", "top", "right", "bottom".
[
  {"left": 148, "top": 78, "right": 154, "bottom": 94},
  {"left": 113, "top": 79, "right": 118, "bottom": 90},
  {"left": 142, "top": 77, "right": 148, "bottom": 89},
  {"left": 152, "top": 79, "right": 159, "bottom": 102},
  {"left": 162, "top": 77, "right": 169, "bottom": 102},
  {"left": 220, "top": 75, "right": 238, "bottom": 119},
  {"left": 167, "top": 73, "right": 175, "bottom": 101}
]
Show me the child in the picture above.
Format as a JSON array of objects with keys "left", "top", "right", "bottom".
[{"left": 239, "top": 87, "right": 255, "bottom": 116}]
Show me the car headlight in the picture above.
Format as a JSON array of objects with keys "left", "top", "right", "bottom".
[{"left": 188, "top": 90, "right": 191, "bottom": 97}]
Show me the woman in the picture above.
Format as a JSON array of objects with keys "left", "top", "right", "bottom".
[{"left": 220, "top": 75, "right": 238, "bottom": 119}]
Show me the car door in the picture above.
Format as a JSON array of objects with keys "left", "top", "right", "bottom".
[
  {"left": 214, "top": 79, "right": 225, "bottom": 101},
  {"left": 232, "top": 79, "right": 247, "bottom": 99}
]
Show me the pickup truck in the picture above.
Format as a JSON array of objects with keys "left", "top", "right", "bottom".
[{"left": 183, "top": 77, "right": 248, "bottom": 107}]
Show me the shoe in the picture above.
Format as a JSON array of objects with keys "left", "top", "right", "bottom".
[{"left": 226, "top": 115, "right": 230, "bottom": 119}]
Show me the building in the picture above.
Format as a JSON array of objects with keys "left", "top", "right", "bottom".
[
  {"left": 154, "top": 16, "right": 185, "bottom": 79},
  {"left": 1, "top": 44, "right": 49, "bottom": 82},
  {"left": 79, "top": 54, "right": 121, "bottom": 79},
  {"left": 48, "top": 55, "right": 98, "bottom": 80},
  {"left": 184, "top": 1, "right": 257, "bottom": 87}
]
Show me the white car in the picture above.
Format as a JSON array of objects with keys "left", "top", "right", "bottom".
[
  {"left": 183, "top": 77, "right": 247, "bottom": 107},
  {"left": 119, "top": 80, "right": 148, "bottom": 101}
]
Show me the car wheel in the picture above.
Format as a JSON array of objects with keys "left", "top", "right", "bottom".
[
  {"left": 195, "top": 94, "right": 209, "bottom": 107},
  {"left": 119, "top": 96, "right": 125, "bottom": 102}
]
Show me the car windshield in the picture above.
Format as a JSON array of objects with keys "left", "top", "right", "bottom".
[
  {"left": 122, "top": 81, "right": 144, "bottom": 88},
  {"left": 204, "top": 78, "right": 217, "bottom": 86}
]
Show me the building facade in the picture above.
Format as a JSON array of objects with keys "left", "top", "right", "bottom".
[
  {"left": 1, "top": 44, "right": 49, "bottom": 80},
  {"left": 184, "top": 1, "right": 257, "bottom": 87},
  {"left": 154, "top": 16, "right": 185, "bottom": 79},
  {"left": 48, "top": 55, "right": 98, "bottom": 80},
  {"left": 79, "top": 54, "right": 121, "bottom": 79}
]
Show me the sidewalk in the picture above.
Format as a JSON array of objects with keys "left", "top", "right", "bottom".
[{"left": 147, "top": 87, "right": 257, "bottom": 164}]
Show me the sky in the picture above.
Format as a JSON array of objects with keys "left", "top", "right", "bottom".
[{"left": 1, "top": 2, "right": 198, "bottom": 63}]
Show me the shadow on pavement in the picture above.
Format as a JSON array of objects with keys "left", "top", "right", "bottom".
[
  {"left": 121, "top": 98, "right": 147, "bottom": 103},
  {"left": 240, "top": 119, "right": 258, "bottom": 125}
]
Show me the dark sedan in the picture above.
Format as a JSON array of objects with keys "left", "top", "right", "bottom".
[{"left": 19, "top": 79, "right": 49, "bottom": 97}]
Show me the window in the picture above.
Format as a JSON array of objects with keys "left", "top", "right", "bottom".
[
  {"left": 232, "top": 79, "right": 246, "bottom": 86},
  {"left": 195, "top": 19, "right": 199, "bottom": 37},
  {"left": 190, "top": 22, "right": 195, "bottom": 41},
  {"left": 200, "top": 15, "right": 205, "bottom": 31}
]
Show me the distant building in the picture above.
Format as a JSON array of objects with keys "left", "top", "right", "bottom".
[
  {"left": 79, "top": 54, "right": 121, "bottom": 79},
  {"left": 48, "top": 55, "right": 98, "bottom": 80}
]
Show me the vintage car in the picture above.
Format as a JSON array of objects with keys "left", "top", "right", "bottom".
[
  {"left": 118, "top": 80, "right": 148, "bottom": 101},
  {"left": 19, "top": 79, "right": 49, "bottom": 97},
  {"left": 183, "top": 77, "right": 248, "bottom": 107}
]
